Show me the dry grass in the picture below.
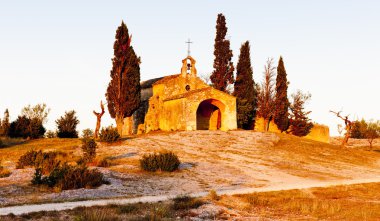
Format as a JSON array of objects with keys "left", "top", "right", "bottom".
[
  {"left": 2, "top": 183, "right": 380, "bottom": 220},
  {"left": 217, "top": 182, "right": 380, "bottom": 220},
  {"left": 0, "top": 138, "right": 81, "bottom": 162}
]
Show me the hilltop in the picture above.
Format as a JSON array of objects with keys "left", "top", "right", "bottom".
[{"left": 1, "top": 131, "right": 380, "bottom": 208}]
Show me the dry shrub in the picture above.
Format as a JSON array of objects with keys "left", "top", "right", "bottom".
[
  {"left": 172, "top": 195, "right": 204, "bottom": 210},
  {"left": 97, "top": 157, "right": 112, "bottom": 168},
  {"left": 81, "top": 138, "right": 97, "bottom": 163},
  {"left": 0, "top": 161, "right": 11, "bottom": 178},
  {"left": 99, "top": 126, "right": 120, "bottom": 143},
  {"left": 75, "top": 207, "right": 120, "bottom": 221},
  {"left": 32, "top": 163, "right": 107, "bottom": 190},
  {"left": 208, "top": 189, "right": 220, "bottom": 201},
  {"left": 16, "top": 150, "right": 64, "bottom": 174},
  {"left": 140, "top": 151, "right": 180, "bottom": 172}
]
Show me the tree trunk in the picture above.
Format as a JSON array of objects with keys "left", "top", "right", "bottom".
[
  {"left": 342, "top": 132, "right": 350, "bottom": 147},
  {"left": 264, "top": 118, "right": 269, "bottom": 132},
  {"left": 94, "top": 118, "right": 101, "bottom": 139},
  {"left": 115, "top": 115, "right": 124, "bottom": 136},
  {"left": 369, "top": 140, "right": 373, "bottom": 151},
  {"left": 123, "top": 116, "right": 133, "bottom": 136}
]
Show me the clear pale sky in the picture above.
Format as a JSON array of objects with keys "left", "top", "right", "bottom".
[{"left": 0, "top": 1, "right": 379, "bottom": 136}]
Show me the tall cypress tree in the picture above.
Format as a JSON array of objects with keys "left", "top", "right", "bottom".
[
  {"left": 210, "top": 13, "right": 234, "bottom": 92},
  {"left": 233, "top": 41, "right": 257, "bottom": 129},
  {"left": 274, "top": 56, "right": 290, "bottom": 132},
  {"left": 106, "top": 21, "right": 141, "bottom": 136}
]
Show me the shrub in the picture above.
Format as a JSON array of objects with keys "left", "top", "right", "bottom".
[
  {"left": 81, "top": 138, "right": 97, "bottom": 163},
  {"left": 8, "top": 116, "right": 45, "bottom": 139},
  {"left": 209, "top": 189, "right": 220, "bottom": 201},
  {"left": 45, "top": 130, "right": 57, "bottom": 138},
  {"left": 99, "top": 126, "right": 120, "bottom": 143},
  {"left": 140, "top": 151, "right": 180, "bottom": 172},
  {"left": 0, "top": 161, "right": 11, "bottom": 178},
  {"left": 97, "top": 157, "right": 111, "bottom": 168},
  {"left": 56, "top": 110, "right": 79, "bottom": 138},
  {"left": 33, "top": 163, "right": 107, "bottom": 190},
  {"left": 82, "top": 128, "right": 94, "bottom": 139},
  {"left": 16, "top": 150, "right": 61, "bottom": 174},
  {"left": 172, "top": 195, "right": 204, "bottom": 210}
]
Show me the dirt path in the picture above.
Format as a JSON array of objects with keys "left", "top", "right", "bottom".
[{"left": 1, "top": 177, "right": 380, "bottom": 216}]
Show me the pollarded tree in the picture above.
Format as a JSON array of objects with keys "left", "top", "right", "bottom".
[
  {"left": 274, "top": 56, "right": 290, "bottom": 132},
  {"left": 210, "top": 13, "right": 234, "bottom": 93},
  {"left": 233, "top": 41, "right": 257, "bottom": 129},
  {"left": 106, "top": 21, "right": 141, "bottom": 136},
  {"left": 257, "top": 58, "right": 276, "bottom": 131},
  {"left": 289, "top": 90, "right": 313, "bottom": 136},
  {"left": 56, "top": 110, "right": 80, "bottom": 138}
]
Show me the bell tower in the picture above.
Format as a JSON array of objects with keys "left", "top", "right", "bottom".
[{"left": 181, "top": 56, "right": 197, "bottom": 77}]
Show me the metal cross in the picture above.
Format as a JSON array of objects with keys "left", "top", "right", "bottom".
[{"left": 185, "top": 38, "right": 193, "bottom": 56}]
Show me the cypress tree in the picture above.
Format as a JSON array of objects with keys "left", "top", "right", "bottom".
[
  {"left": 210, "top": 13, "right": 234, "bottom": 92},
  {"left": 106, "top": 21, "right": 141, "bottom": 135},
  {"left": 0, "top": 109, "right": 10, "bottom": 136},
  {"left": 233, "top": 41, "right": 257, "bottom": 129},
  {"left": 289, "top": 91, "right": 313, "bottom": 136},
  {"left": 273, "top": 56, "right": 290, "bottom": 132}
]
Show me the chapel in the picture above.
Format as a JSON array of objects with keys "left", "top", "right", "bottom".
[{"left": 129, "top": 56, "right": 237, "bottom": 135}]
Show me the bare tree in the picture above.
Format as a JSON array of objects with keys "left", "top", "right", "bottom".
[
  {"left": 257, "top": 58, "right": 276, "bottom": 131},
  {"left": 93, "top": 101, "right": 105, "bottom": 139},
  {"left": 330, "top": 110, "right": 352, "bottom": 147}
]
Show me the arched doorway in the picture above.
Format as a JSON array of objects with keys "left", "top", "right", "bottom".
[{"left": 196, "top": 99, "right": 224, "bottom": 130}]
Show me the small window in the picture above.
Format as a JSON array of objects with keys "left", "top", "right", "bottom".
[{"left": 185, "top": 85, "right": 191, "bottom": 91}]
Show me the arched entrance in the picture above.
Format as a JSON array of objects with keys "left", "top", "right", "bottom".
[{"left": 196, "top": 99, "right": 225, "bottom": 130}]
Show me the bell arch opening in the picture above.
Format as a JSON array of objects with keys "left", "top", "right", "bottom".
[{"left": 196, "top": 99, "right": 225, "bottom": 130}]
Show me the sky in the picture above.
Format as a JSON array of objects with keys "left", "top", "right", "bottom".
[{"left": 0, "top": 1, "right": 379, "bottom": 136}]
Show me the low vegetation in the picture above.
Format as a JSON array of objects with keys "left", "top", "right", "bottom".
[
  {"left": 32, "top": 163, "right": 107, "bottom": 190},
  {"left": 0, "top": 160, "right": 11, "bottom": 178},
  {"left": 16, "top": 150, "right": 64, "bottom": 174},
  {"left": 217, "top": 182, "right": 380, "bottom": 220},
  {"left": 81, "top": 138, "right": 97, "bottom": 163},
  {"left": 172, "top": 195, "right": 205, "bottom": 210},
  {"left": 140, "top": 151, "right": 180, "bottom": 172},
  {"left": 3, "top": 183, "right": 380, "bottom": 220},
  {"left": 99, "top": 126, "right": 120, "bottom": 143},
  {"left": 97, "top": 157, "right": 112, "bottom": 167}
]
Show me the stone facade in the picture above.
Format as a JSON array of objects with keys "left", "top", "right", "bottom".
[{"left": 129, "top": 56, "right": 237, "bottom": 135}]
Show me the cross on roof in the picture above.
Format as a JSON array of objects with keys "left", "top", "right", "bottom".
[{"left": 185, "top": 38, "right": 193, "bottom": 56}]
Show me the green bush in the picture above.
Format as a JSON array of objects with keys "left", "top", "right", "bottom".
[
  {"left": 45, "top": 130, "right": 57, "bottom": 138},
  {"left": 82, "top": 128, "right": 94, "bottom": 139},
  {"left": 81, "top": 138, "right": 97, "bottom": 163},
  {"left": 8, "top": 116, "right": 46, "bottom": 139},
  {"left": 140, "top": 151, "right": 180, "bottom": 172},
  {"left": 16, "top": 150, "right": 62, "bottom": 174},
  {"left": 56, "top": 110, "right": 79, "bottom": 138},
  {"left": 32, "top": 163, "right": 107, "bottom": 190},
  {"left": 99, "top": 126, "right": 120, "bottom": 143}
]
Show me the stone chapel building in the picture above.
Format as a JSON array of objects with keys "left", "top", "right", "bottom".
[{"left": 129, "top": 56, "right": 237, "bottom": 134}]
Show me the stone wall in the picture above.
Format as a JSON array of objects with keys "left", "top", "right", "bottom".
[{"left": 254, "top": 117, "right": 330, "bottom": 143}]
